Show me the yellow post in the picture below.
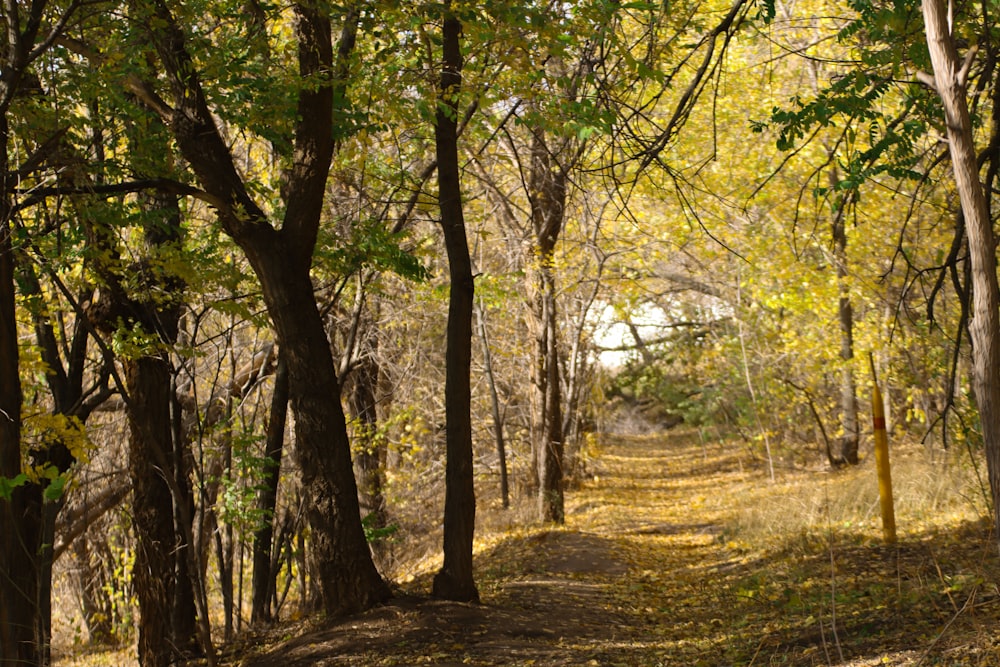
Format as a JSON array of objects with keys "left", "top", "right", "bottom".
[{"left": 869, "top": 352, "right": 896, "bottom": 544}]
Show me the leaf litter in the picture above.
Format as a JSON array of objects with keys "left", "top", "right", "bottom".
[
  {"left": 66, "top": 430, "right": 1000, "bottom": 666},
  {"left": 238, "top": 430, "right": 1000, "bottom": 665}
]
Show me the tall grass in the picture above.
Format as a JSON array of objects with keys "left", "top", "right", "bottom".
[{"left": 729, "top": 443, "right": 990, "bottom": 544}]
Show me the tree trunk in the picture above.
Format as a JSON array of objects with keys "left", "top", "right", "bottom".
[
  {"left": 170, "top": 396, "right": 199, "bottom": 657},
  {"left": 215, "top": 433, "right": 235, "bottom": 642},
  {"left": 527, "top": 130, "right": 569, "bottom": 524},
  {"left": 255, "top": 247, "right": 392, "bottom": 613},
  {"left": 84, "top": 169, "right": 197, "bottom": 664},
  {"left": 830, "top": 170, "right": 859, "bottom": 465},
  {"left": 125, "top": 191, "right": 190, "bottom": 663},
  {"left": 251, "top": 353, "right": 288, "bottom": 626},
  {"left": 922, "top": 0, "right": 1000, "bottom": 542},
  {"left": 476, "top": 300, "right": 509, "bottom": 509},
  {"left": 1, "top": 4, "right": 83, "bottom": 660},
  {"left": 350, "top": 353, "right": 388, "bottom": 533},
  {"left": 72, "top": 536, "right": 116, "bottom": 645},
  {"left": 137, "top": 0, "right": 390, "bottom": 616},
  {"left": 431, "top": 7, "right": 479, "bottom": 604},
  {"left": 125, "top": 355, "right": 180, "bottom": 667},
  {"left": 537, "top": 267, "right": 565, "bottom": 522},
  {"left": 1, "top": 107, "right": 41, "bottom": 667}
]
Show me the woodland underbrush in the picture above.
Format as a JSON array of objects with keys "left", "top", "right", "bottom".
[
  {"left": 610, "top": 432, "right": 1000, "bottom": 666},
  {"left": 51, "top": 430, "right": 1000, "bottom": 666},
  {"left": 731, "top": 439, "right": 989, "bottom": 545}
]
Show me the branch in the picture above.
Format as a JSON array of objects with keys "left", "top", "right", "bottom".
[
  {"left": 279, "top": 2, "right": 343, "bottom": 254},
  {"left": 7, "top": 126, "right": 69, "bottom": 183},
  {"left": 55, "top": 36, "right": 175, "bottom": 119},
  {"left": 52, "top": 477, "right": 130, "bottom": 561},
  {"left": 915, "top": 70, "right": 938, "bottom": 91},
  {"left": 636, "top": 0, "right": 749, "bottom": 174},
  {"left": 957, "top": 43, "right": 978, "bottom": 88},
  {"left": 12, "top": 177, "right": 226, "bottom": 212}
]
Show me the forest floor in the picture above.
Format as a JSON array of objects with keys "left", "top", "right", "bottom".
[
  {"left": 228, "top": 430, "right": 1000, "bottom": 666},
  {"left": 55, "top": 429, "right": 1000, "bottom": 666}
]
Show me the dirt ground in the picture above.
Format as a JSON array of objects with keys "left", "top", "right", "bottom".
[
  {"left": 235, "top": 436, "right": 671, "bottom": 667},
  {"left": 225, "top": 432, "right": 1000, "bottom": 666},
  {"left": 236, "top": 530, "right": 635, "bottom": 666}
]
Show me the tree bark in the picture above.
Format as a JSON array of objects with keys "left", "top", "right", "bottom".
[
  {"left": 135, "top": 0, "right": 390, "bottom": 615},
  {"left": 255, "top": 246, "right": 392, "bottom": 612},
  {"left": 1, "top": 5, "right": 62, "bottom": 658},
  {"left": 830, "top": 170, "right": 858, "bottom": 465},
  {"left": 71, "top": 536, "right": 116, "bottom": 645},
  {"left": 527, "top": 131, "right": 568, "bottom": 523},
  {"left": 170, "top": 393, "right": 199, "bottom": 657},
  {"left": 251, "top": 353, "right": 288, "bottom": 626},
  {"left": 922, "top": 0, "right": 1000, "bottom": 542},
  {"left": 431, "top": 7, "right": 479, "bottom": 604},
  {"left": 126, "top": 355, "right": 179, "bottom": 667},
  {"left": 1, "top": 113, "right": 38, "bottom": 665},
  {"left": 114, "top": 187, "right": 193, "bottom": 666},
  {"left": 350, "top": 352, "right": 388, "bottom": 533},
  {"left": 536, "top": 267, "right": 565, "bottom": 522}
]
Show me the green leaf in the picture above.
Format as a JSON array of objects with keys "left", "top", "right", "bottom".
[
  {"left": 43, "top": 474, "right": 68, "bottom": 502},
  {"left": 0, "top": 474, "right": 29, "bottom": 501}
]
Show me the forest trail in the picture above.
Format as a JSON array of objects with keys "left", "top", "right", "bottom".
[{"left": 238, "top": 431, "right": 1000, "bottom": 667}]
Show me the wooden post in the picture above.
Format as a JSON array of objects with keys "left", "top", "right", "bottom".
[{"left": 869, "top": 353, "right": 896, "bottom": 544}]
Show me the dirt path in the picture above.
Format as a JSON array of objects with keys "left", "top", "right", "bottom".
[{"left": 238, "top": 432, "right": 1000, "bottom": 667}]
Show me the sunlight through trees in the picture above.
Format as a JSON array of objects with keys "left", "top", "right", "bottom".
[{"left": 1, "top": 0, "right": 999, "bottom": 664}]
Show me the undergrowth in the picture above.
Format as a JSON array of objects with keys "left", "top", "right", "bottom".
[{"left": 54, "top": 431, "right": 1000, "bottom": 666}]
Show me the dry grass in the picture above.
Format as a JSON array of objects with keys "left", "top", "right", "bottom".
[
  {"left": 585, "top": 431, "right": 1000, "bottom": 666},
  {"left": 53, "top": 430, "right": 1000, "bottom": 666},
  {"left": 730, "top": 442, "right": 988, "bottom": 544}
]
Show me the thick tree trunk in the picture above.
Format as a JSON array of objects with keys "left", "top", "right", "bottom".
[
  {"left": 138, "top": 0, "right": 390, "bottom": 616},
  {"left": 431, "top": 8, "right": 479, "bottom": 604},
  {"left": 1, "top": 110, "right": 41, "bottom": 667},
  {"left": 1, "top": 5, "right": 83, "bottom": 660},
  {"left": 145, "top": 190, "right": 200, "bottom": 658},
  {"left": 124, "top": 191, "right": 189, "bottom": 662},
  {"left": 253, "top": 248, "right": 390, "bottom": 613},
  {"left": 86, "top": 177, "right": 196, "bottom": 664},
  {"left": 252, "top": 353, "right": 288, "bottom": 626},
  {"left": 922, "top": 0, "right": 1000, "bottom": 541},
  {"left": 126, "top": 355, "right": 179, "bottom": 667}
]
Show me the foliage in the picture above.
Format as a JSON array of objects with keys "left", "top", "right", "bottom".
[
  {"left": 10, "top": 0, "right": 1000, "bottom": 657},
  {"left": 0, "top": 473, "right": 29, "bottom": 502},
  {"left": 361, "top": 512, "right": 399, "bottom": 545}
]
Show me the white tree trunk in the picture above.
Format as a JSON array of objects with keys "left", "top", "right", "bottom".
[{"left": 922, "top": 0, "right": 1000, "bottom": 541}]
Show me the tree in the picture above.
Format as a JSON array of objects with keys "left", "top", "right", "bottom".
[
  {"left": 830, "top": 166, "right": 860, "bottom": 465},
  {"left": 0, "top": 74, "right": 33, "bottom": 667},
  {"left": 251, "top": 352, "right": 288, "bottom": 626},
  {"left": 525, "top": 123, "right": 572, "bottom": 523},
  {"left": 431, "top": 2, "right": 479, "bottom": 604},
  {"left": 920, "top": 0, "right": 1000, "bottom": 541},
  {"left": 124, "top": 0, "right": 391, "bottom": 615},
  {"left": 750, "top": 0, "right": 1000, "bottom": 483},
  {"left": 0, "top": 0, "right": 86, "bottom": 661}
]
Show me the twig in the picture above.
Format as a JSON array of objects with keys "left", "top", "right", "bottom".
[
  {"left": 914, "top": 588, "right": 978, "bottom": 666},
  {"left": 828, "top": 536, "right": 844, "bottom": 662}
]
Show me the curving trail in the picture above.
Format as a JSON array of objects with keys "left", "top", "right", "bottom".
[{"left": 240, "top": 432, "right": 1000, "bottom": 667}]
